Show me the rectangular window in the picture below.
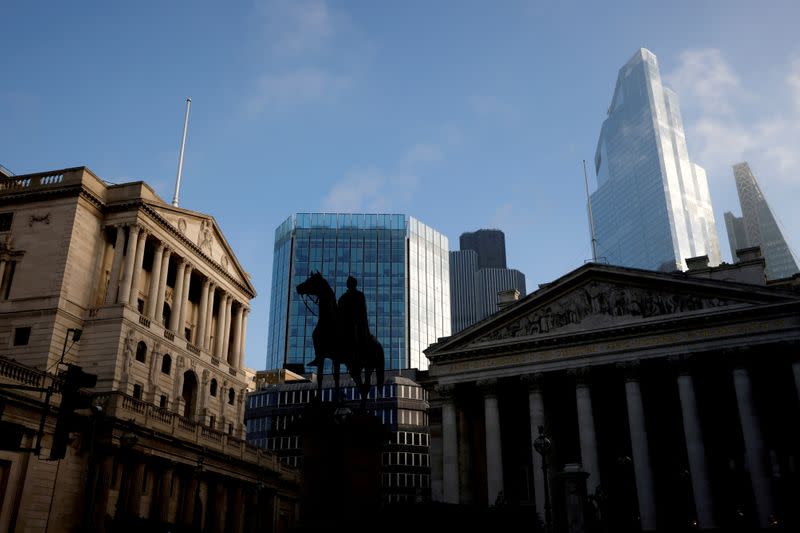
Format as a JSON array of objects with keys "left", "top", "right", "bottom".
[
  {"left": 132, "top": 384, "right": 143, "bottom": 400},
  {"left": 13, "top": 326, "right": 31, "bottom": 346},
  {"left": 3, "top": 261, "right": 16, "bottom": 300},
  {"left": 0, "top": 213, "right": 12, "bottom": 232},
  {"left": 159, "top": 395, "right": 167, "bottom": 408}
]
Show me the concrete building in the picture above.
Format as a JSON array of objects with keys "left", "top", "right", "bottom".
[
  {"left": 591, "top": 48, "right": 721, "bottom": 271},
  {"left": 267, "top": 213, "right": 450, "bottom": 373},
  {"left": 423, "top": 255, "right": 800, "bottom": 531},
  {"left": 0, "top": 167, "right": 299, "bottom": 532},
  {"left": 450, "top": 229, "right": 526, "bottom": 333},
  {"left": 245, "top": 368, "right": 431, "bottom": 504},
  {"left": 724, "top": 162, "right": 799, "bottom": 280}
]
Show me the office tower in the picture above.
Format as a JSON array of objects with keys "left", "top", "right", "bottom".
[
  {"left": 591, "top": 48, "right": 721, "bottom": 271},
  {"left": 267, "top": 213, "right": 450, "bottom": 372},
  {"left": 459, "top": 229, "right": 507, "bottom": 269},
  {"left": 724, "top": 162, "right": 799, "bottom": 279},
  {"left": 450, "top": 229, "right": 526, "bottom": 333}
]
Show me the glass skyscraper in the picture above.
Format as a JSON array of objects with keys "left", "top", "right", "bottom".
[
  {"left": 591, "top": 48, "right": 721, "bottom": 271},
  {"left": 266, "top": 213, "right": 450, "bottom": 372},
  {"left": 724, "top": 162, "right": 799, "bottom": 279}
]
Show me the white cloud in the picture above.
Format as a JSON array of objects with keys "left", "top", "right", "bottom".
[
  {"left": 247, "top": 68, "right": 351, "bottom": 113},
  {"left": 321, "top": 168, "right": 418, "bottom": 212},
  {"left": 403, "top": 143, "right": 443, "bottom": 166},
  {"left": 256, "top": 0, "right": 339, "bottom": 56},
  {"left": 665, "top": 49, "right": 800, "bottom": 186}
]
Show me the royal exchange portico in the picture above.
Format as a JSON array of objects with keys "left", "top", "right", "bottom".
[{"left": 423, "top": 260, "right": 800, "bottom": 532}]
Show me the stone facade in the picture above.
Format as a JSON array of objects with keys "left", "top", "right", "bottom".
[
  {"left": 0, "top": 167, "right": 300, "bottom": 532},
  {"left": 423, "top": 260, "right": 800, "bottom": 531}
]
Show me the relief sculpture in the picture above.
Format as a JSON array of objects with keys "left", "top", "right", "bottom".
[{"left": 480, "top": 281, "right": 735, "bottom": 342}]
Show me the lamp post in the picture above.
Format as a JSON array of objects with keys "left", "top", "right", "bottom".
[{"left": 534, "top": 425, "right": 553, "bottom": 533}]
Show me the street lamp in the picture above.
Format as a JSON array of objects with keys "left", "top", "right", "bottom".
[{"left": 533, "top": 425, "right": 553, "bottom": 533}]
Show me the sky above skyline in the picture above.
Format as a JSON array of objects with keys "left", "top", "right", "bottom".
[{"left": 3, "top": 1, "right": 799, "bottom": 370}]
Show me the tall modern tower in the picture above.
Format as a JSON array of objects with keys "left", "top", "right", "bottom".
[
  {"left": 724, "top": 162, "right": 799, "bottom": 279},
  {"left": 450, "top": 229, "right": 526, "bottom": 333},
  {"left": 591, "top": 48, "right": 721, "bottom": 271},
  {"left": 267, "top": 213, "right": 450, "bottom": 372}
]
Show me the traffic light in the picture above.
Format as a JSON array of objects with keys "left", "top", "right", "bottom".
[{"left": 50, "top": 364, "right": 97, "bottom": 460}]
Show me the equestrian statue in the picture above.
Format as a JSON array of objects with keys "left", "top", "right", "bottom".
[{"left": 296, "top": 272, "right": 385, "bottom": 409}]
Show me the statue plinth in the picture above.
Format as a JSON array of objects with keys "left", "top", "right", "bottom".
[{"left": 298, "top": 402, "right": 386, "bottom": 531}]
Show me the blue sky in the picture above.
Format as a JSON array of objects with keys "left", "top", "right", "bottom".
[{"left": 3, "top": 1, "right": 799, "bottom": 369}]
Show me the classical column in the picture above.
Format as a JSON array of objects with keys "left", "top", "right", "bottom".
[
  {"left": 213, "top": 482, "right": 228, "bottom": 533},
  {"left": 0, "top": 260, "right": 6, "bottom": 289},
  {"left": 671, "top": 357, "right": 715, "bottom": 530},
  {"left": 154, "top": 248, "right": 171, "bottom": 323},
  {"left": 732, "top": 364, "right": 774, "bottom": 529},
  {"left": 571, "top": 367, "right": 601, "bottom": 495},
  {"left": 118, "top": 225, "right": 141, "bottom": 305},
  {"left": 169, "top": 259, "right": 186, "bottom": 332},
  {"left": 231, "top": 304, "right": 244, "bottom": 368},
  {"left": 128, "top": 228, "right": 148, "bottom": 306},
  {"left": 197, "top": 279, "right": 210, "bottom": 349},
  {"left": 523, "top": 373, "right": 547, "bottom": 517},
  {"left": 222, "top": 295, "right": 233, "bottom": 364},
  {"left": 105, "top": 225, "right": 126, "bottom": 304},
  {"left": 205, "top": 284, "right": 216, "bottom": 351},
  {"left": 155, "top": 466, "right": 174, "bottom": 523},
  {"left": 478, "top": 378, "right": 504, "bottom": 506},
  {"left": 146, "top": 242, "right": 165, "bottom": 319},
  {"left": 90, "top": 455, "right": 115, "bottom": 531},
  {"left": 214, "top": 291, "right": 226, "bottom": 357},
  {"left": 127, "top": 461, "right": 147, "bottom": 517},
  {"left": 237, "top": 308, "right": 249, "bottom": 369},
  {"left": 178, "top": 264, "right": 193, "bottom": 339},
  {"left": 229, "top": 486, "right": 245, "bottom": 533},
  {"left": 620, "top": 361, "right": 657, "bottom": 531},
  {"left": 438, "top": 384, "right": 459, "bottom": 504}
]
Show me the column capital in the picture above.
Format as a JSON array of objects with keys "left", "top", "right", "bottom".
[
  {"left": 567, "top": 366, "right": 593, "bottom": 386},
  {"left": 476, "top": 378, "right": 499, "bottom": 398},
  {"left": 616, "top": 359, "right": 641, "bottom": 382},
  {"left": 433, "top": 383, "right": 456, "bottom": 400},
  {"left": 667, "top": 354, "right": 696, "bottom": 376},
  {"left": 721, "top": 346, "right": 750, "bottom": 371},
  {"left": 520, "top": 372, "right": 545, "bottom": 392}
]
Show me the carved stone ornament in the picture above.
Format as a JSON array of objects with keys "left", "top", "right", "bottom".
[
  {"left": 520, "top": 372, "right": 545, "bottom": 392},
  {"left": 122, "top": 329, "right": 136, "bottom": 381},
  {"left": 478, "top": 281, "right": 738, "bottom": 343},
  {"left": 220, "top": 255, "right": 229, "bottom": 270},
  {"left": 476, "top": 378, "right": 500, "bottom": 397},
  {"left": 434, "top": 383, "right": 456, "bottom": 399},
  {"left": 177, "top": 218, "right": 187, "bottom": 234},
  {"left": 197, "top": 219, "right": 214, "bottom": 255},
  {"left": 28, "top": 213, "right": 50, "bottom": 227}
]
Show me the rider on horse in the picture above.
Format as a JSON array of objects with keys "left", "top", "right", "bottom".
[{"left": 308, "top": 275, "right": 369, "bottom": 366}]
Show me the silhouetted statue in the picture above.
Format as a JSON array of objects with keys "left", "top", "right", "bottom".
[{"left": 296, "top": 271, "right": 384, "bottom": 408}]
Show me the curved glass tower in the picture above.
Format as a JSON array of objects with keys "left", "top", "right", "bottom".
[
  {"left": 591, "top": 48, "right": 721, "bottom": 271},
  {"left": 266, "top": 213, "right": 450, "bottom": 372}
]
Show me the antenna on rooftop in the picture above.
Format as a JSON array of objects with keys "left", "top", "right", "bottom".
[
  {"left": 172, "top": 97, "right": 192, "bottom": 207},
  {"left": 583, "top": 159, "right": 598, "bottom": 262}
]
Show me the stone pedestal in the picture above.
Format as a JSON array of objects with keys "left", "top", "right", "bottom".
[
  {"left": 298, "top": 403, "right": 386, "bottom": 532},
  {"left": 553, "top": 463, "right": 589, "bottom": 533}
]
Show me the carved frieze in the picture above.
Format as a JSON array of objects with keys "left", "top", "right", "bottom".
[
  {"left": 28, "top": 213, "right": 50, "bottom": 227},
  {"left": 478, "top": 281, "right": 738, "bottom": 343},
  {"left": 198, "top": 219, "right": 214, "bottom": 256}
]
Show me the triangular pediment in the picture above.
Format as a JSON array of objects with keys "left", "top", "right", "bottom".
[
  {"left": 147, "top": 204, "right": 255, "bottom": 296},
  {"left": 428, "top": 264, "right": 798, "bottom": 354}
]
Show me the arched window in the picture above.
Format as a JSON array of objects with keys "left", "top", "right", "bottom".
[
  {"left": 135, "top": 341, "right": 147, "bottom": 363},
  {"left": 210, "top": 378, "right": 218, "bottom": 397},
  {"left": 161, "top": 354, "right": 172, "bottom": 375},
  {"left": 228, "top": 388, "right": 235, "bottom": 405}
]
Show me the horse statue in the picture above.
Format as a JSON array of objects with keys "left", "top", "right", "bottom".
[{"left": 296, "top": 271, "right": 385, "bottom": 409}]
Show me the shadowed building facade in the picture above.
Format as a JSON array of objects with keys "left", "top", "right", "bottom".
[
  {"left": 0, "top": 167, "right": 299, "bottom": 532},
  {"left": 591, "top": 48, "right": 721, "bottom": 272},
  {"left": 724, "top": 162, "right": 799, "bottom": 280},
  {"left": 423, "top": 258, "right": 800, "bottom": 532},
  {"left": 266, "top": 213, "right": 450, "bottom": 373}
]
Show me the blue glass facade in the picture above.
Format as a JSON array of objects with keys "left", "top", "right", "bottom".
[
  {"left": 591, "top": 49, "right": 721, "bottom": 272},
  {"left": 266, "top": 214, "right": 450, "bottom": 372}
]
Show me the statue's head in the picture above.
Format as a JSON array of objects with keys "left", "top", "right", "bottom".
[{"left": 347, "top": 275, "right": 357, "bottom": 289}]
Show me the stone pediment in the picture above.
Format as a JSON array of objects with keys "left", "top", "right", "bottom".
[
  {"left": 476, "top": 280, "right": 745, "bottom": 344},
  {"left": 147, "top": 204, "right": 254, "bottom": 295}
]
